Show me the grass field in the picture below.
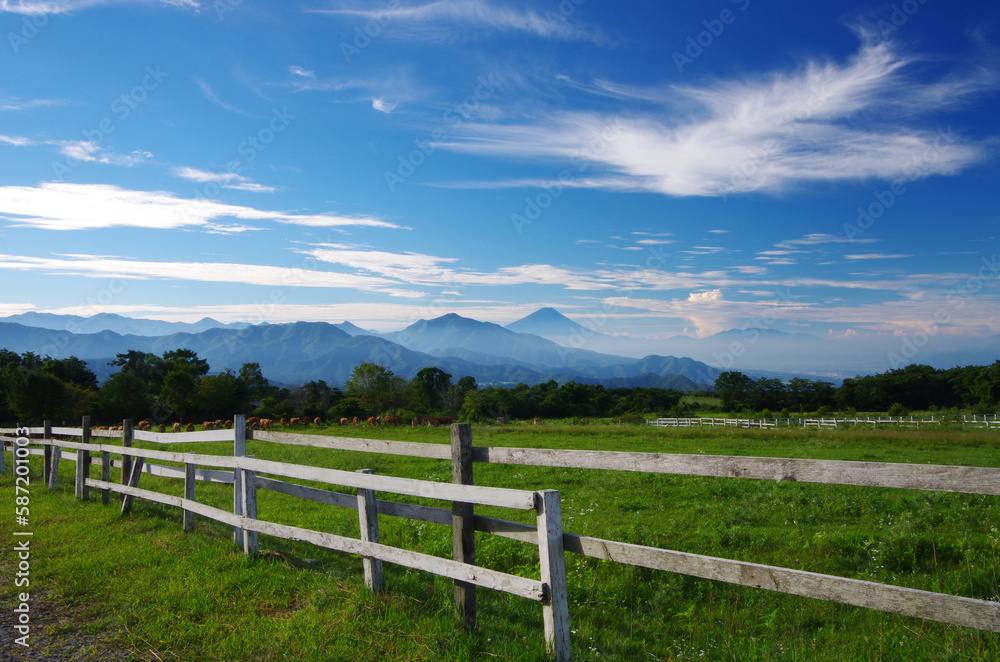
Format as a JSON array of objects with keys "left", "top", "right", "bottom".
[{"left": 2, "top": 422, "right": 999, "bottom": 661}]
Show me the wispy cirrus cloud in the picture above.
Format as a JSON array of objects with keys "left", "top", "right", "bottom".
[
  {"left": 172, "top": 166, "right": 277, "bottom": 193},
  {"left": 434, "top": 34, "right": 994, "bottom": 197},
  {"left": 0, "top": 0, "right": 197, "bottom": 14},
  {"left": 194, "top": 78, "right": 255, "bottom": 117},
  {"left": 0, "top": 182, "right": 402, "bottom": 231},
  {"left": 314, "top": 0, "right": 610, "bottom": 45}
]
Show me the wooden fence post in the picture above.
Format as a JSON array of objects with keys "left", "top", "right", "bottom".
[
  {"left": 356, "top": 468, "right": 383, "bottom": 593},
  {"left": 536, "top": 489, "right": 570, "bottom": 662},
  {"left": 233, "top": 414, "right": 246, "bottom": 547},
  {"left": 120, "top": 454, "right": 145, "bottom": 515},
  {"left": 46, "top": 421, "right": 59, "bottom": 490},
  {"left": 121, "top": 419, "right": 133, "bottom": 501},
  {"left": 451, "top": 422, "right": 476, "bottom": 628},
  {"left": 42, "top": 421, "right": 51, "bottom": 484},
  {"left": 242, "top": 455, "right": 258, "bottom": 556},
  {"left": 76, "top": 415, "right": 91, "bottom": 501},
  {"left": 101, "top": 450, "right": 111, "bottom": 506},
  {"left": 183, "top": 463, "right": 196, "bottom": 532}
]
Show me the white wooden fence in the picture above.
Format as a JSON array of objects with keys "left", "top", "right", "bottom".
[
  {"left": 4, "top": 415, "right": 1000, "bottom": 659},
  {"left": 647, "top": 414, "right": 1000, "bottom": 429},
  {"left": 0, "top": 417, "right": 571, "bottom": 660}
]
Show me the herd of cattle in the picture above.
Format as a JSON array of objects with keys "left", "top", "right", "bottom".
[{"left": 91, "top": 414, "right": 465, "bottom": 433}]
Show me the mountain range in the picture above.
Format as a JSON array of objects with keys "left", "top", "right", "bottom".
[
  {"left": 3, "top": 308, "right": 994, "bottom": 386},
  {"left": 0, "top": 311, "right": 720, "bottom": 390}
]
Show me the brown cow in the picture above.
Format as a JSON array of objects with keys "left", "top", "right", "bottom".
[
  {"left": 185, "top": 423, "right": 195, "bottom": 432},
  {"left": 496, "top": 416, "right": 508, "bottom": 424},
  {"left": 340, "top": 417, "right": 349, "bottom": 426},
  {"left": 280, "top": 418, "right": 289, "bottom": 428},
  {"left": 290, "top": 417, "right": 300, "bottom": 427},
  {"left": 203, "top": 421, "right": 215, "bottom": 431},
  {"left": 158, "top": 423, "right": 166, "bottom": 433},
  {"left": 383, "top": 414, "right": 401, "bottom": 426},
  {"left": 172, "top": 422, "right": 181, "bottom": 432},
  {"left": 352, "top": 416, "right": 359, "bottom": 426},
  {"left": 313, "top": 417, "right": 322, "bottom": 426},
  {"left": 435, "top": 416, "right": 453, "bottom": 426},
  {"left": 366, "top": 416, "right": 376, "bottom": 426}
]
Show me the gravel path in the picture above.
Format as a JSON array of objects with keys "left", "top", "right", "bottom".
[{"left": 0, "top": 590, "right": 140, "bottom": 662}]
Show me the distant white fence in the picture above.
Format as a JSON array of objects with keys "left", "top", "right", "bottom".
[
  {"left": 647, "top": 415, "right": 1000, "bottom": 429},
  {"left": 4, "top": 414, "right": 1000, "bottom": 659}
]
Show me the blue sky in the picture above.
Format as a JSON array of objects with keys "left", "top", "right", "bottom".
[{"left": 0, "top": 0, "right": 997, "bottom": 372}]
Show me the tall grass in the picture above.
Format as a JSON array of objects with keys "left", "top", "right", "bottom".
[{"left": 2, "top": 422, "right": 998, "bottom": 660}]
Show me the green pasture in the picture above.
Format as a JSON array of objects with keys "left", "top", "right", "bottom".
[{"left": 2, "top": 422, "right": 999, "bottom": 661}]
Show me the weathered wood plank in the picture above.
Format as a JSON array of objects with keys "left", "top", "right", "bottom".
[
  {"left": 85, "top": 478, "right": 546, "bottom": 602},
  {"left": 51, "top": 426, "right": 82, "bottom": 436},
  {"left": 255, "top": 476, "right": 356, "bottom": 508},
  {"left": 133, "top": 429, "right": 234, "bottom": 444},
  {"left": 120, "top": 456, "right": 144, "bottom": 515},
  {"left": 183, "top": 463, "right": 196, "bottom": 532},
  {"left": 242, "top": 458, "right": 258, "bottom": 556},
  {"left": 101, "top": 451, "right": 110, "bottom": 505},
  {"left": 254, "top": 476, "right": 454, "bottom": 526},
  {"left": 81, "top": 416, "right": 91, "bottom": 502},
  {"left": 356, "top": 469, "right": 383, "bottom": 593},
  {"left": 239, "top": 456, "right": 537, "bottom": 510},
  {"left": 233, "top": 414, "right": 246, "bottom": 548},
  {"left": 469, "top": 514, "right": 1000, "bottom": 633},
  {"left": 473, "top": 447, "right": 1000, "bottom": 496},
  {"left": 536, "top": 490, "right": 570, "bottom": 661},
  {"left": 121, "top": 420, "right": 133, "bottom": 498},
  {"left": 46, "top": 422, "right": 59, "bottom": 490},
  {"left": 451, "top": 423, "right": 476, "bottom": 628},
  {"left": 253, "top": 430, "right": 451, "bottom": 460}
]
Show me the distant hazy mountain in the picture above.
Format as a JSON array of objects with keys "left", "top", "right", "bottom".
[
  {"left": 1, "top": 312, "right": 246, "bottom": 337},
  {"left": 334, "top": 321, "right": 379, "bottom": 336},
  {"left": 505, "top": 307, "right": 611, "bottom": 345},
  {"left": 0, "top": 318, "right": 718, "bottom": 390}
]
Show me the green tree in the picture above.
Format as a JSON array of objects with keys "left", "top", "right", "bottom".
[
  {"left": 97, "top": 371, "right": 153, "bottom": 423},
  {"left": 412, "top": 367, "right": 452, "bottom": 411},
  {"left": 198, "top": 370, "right": 241, "bottom": 420},
  {"left": 714, "top": 371, "right": 754, "bottom": 412},
  {"left": 345, "top": 362, "right": 395, "bottom": 416}
]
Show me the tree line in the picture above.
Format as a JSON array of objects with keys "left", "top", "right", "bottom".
[
  {"left": 0, "top": 349, "right": 685, "bottom": 425},
  {"left": 2, "top": 347, "right": 996, "bottom": 426},
  {"left": 714, "top": 361, "right": 1000, "bottom": 416}
]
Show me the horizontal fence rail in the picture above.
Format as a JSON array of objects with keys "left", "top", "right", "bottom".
[
  {"left": 3, "top": 414, "right": 1000, "bottom": 658},
  {"left": 1, "top": 420, "right": 571, "bottom": 659},
  {"left": 645, "top": 415, "right": 1000, "bottom": 429}
]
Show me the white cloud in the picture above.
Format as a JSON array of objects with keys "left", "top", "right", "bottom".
[
  {"left": 435, "top": 36, "right": 991, "bottom": 196},
  {"left": 194, "top": 79, "right": 254, "bottom": 117},
  {"left": 0, "top": 253, "right": 407, "bottom": 292},
  {"left": 56, "top": 140, "right": 151, "bottom": 166},
  {"left": 775, "top": 233, "right": 878, "bottom": 249},
  {"left": 172, "top": 166, "right": 276, "bottom": 193},
  {"left": 288, "top": 65, "right": 315, "bottom": 78},
  {"left": 372, "top": 97, "right": 398, "bottom": 114},
  {"left": 0, "top": 182, "right": 401, "bottom": 231},
  {"left": 688, "top": 289, "right": 724, "bottom": 303},
  {"left": 0, "top": 135, "right": 33, "bottom": 146},
  {"left": 315, "top": 0, "right": 609, "bottom": 45},
  {"left": 844, "top": 253, "right": 913, "bottom": 260},
  {"left": 0, "top": 0, "right": 198, "bottom": 14},
  {"left": 0, "top": 98, "right": 65, "bottom": 111}
]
